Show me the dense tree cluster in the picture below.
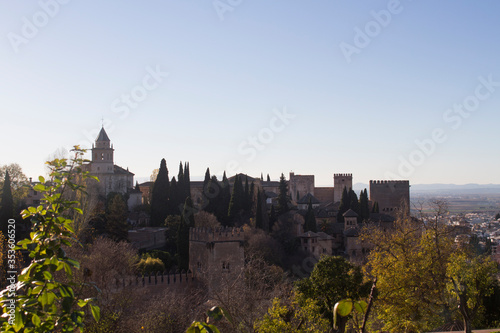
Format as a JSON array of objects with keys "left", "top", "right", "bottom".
[
  {"left": 150, "top": 159, "right": 192, "bottom": 226},
  {"left": 337, "top": 187, "right": 370, "bottom": 224}
]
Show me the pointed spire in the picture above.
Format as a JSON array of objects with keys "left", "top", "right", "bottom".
[{"left": 96, "top": 126, "right": 110, "bottom": 142}]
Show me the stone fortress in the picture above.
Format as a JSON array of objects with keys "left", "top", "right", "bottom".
[
  {"left": 287, "top": 172, "right": 409, "bottom": 218},
  {"left": 187, "top": 171, "right": 410, "bottom": 219},
  {"left": 80, "top": 127, "right": 411, "bottom": 285}
]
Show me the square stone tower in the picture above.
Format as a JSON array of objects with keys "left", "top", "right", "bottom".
[
  {"left": 334, "top": 173, "right": 353, "bottom": 203},
  {"left": 369, "top": 180, "right": 410, "bottom": 216},
  {"left": 189, "top": 227, "right": 245, "bottom": 294}
]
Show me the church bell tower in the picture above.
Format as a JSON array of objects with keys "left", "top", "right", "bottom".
[{"left": 91, "top": 127, "right": 114, "bottom": 174}]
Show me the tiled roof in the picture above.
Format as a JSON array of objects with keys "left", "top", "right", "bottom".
[
  {"left": 114, "top": 165, "right": 134, "bottom": 175},
  {"left": 343, "top": 209, "right": 359, "bottom": 217},
  {"left": 297, "top": 193, "right": 320, "bottom": 204}
]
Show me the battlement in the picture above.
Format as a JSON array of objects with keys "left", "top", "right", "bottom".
[
  {"left": 189, "top": 227, "right": 244, "bottom": 243},
  {"left": 110, "top": 270, "right": 195, "bottom": 290},
  {"left": 334, "top": 173, "right": 352, "bottom": 177},
  {"left": 369, "top": 180, "right": 410, "bottom": 185}
]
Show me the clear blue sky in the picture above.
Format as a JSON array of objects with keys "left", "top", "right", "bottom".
[{"left": 1, "top": 0, "right": 500, "bottom": 186}]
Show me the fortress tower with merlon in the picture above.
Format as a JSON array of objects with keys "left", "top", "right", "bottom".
[
  {"left": 334, "top": 173, "right": 353, "bottom": 203},
  {"left": 289, "top": 172, "right": 315, "bottom": 201},
  {"left": 189, "top": 227, "right": 245, "bottom": 294},
  {"left": 369, "top": 180, "right": 410, "bottom": 216}
]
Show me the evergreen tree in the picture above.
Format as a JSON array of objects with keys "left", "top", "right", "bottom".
[
  {"left": 184, "top": 162, "right": 191, "bottom": 199},
  {"left": 255, "top": 189, "right": 264, "bottom": 230},
  {"left": 177, "top": 162, "right": 185, "bottom": 202},
  {"left": 296, "top": 190, "right": 300, "bottom": 202},
  {"left": 359, "top": 189, "right": 370, "bottom": 221},
  {"left": 349, "top": 188, "right": 360, "bottom": 216},
  {"left": 220, "top": 172, "right": 231, "bottom": 227},
  {"left": 202, "top": 167, "right": 211, "bottom": 210},
  {"left": 260, "top": 173, "right": 263, "bottom": 181},
  {"left": 206, "top": 176, "right": 221, "bottom": 215},
  {"left": 105, "top": 194, "right": 129, "bottom": 242},
  {"left": 372, "top": 201, "right": 379, "bottom": 213},
  {"left": 277, "top": 173, "right": 289, "bottom": 215},
  {"left": 135, "top": 181, "right": 140, "bottom": 191},
  {"left": 169, "top": 177, "right": 181, "bottom": 215},
  {"left": 304, "top": 198, "right": 317, "bottom": 233},
  {"left": 269, "top": 204, "right": 277, "bottom": 231},
  {"left": 177, "top": 197, "right": 195, "bottom": 270},
  {"left": 337, "top": 187, "right": 349, "bottom": 224},
  {"left": 228, "top": 175, "right": 243, "bottom": 223},
  {"left": 244, "top": 176, "right": 250, "bottom": 212},
  {"left": 150, "top": 159, "right": 169, "bottom": 226},
  {"left": 249, "top": 182, "right": 255, "bottom": 212},
  {"left": 267, "top": 174, "right": 271, "bottom": 182},
  {"left": 0, "top": 163, "right": 29, "bottom": 207},
  {"left": 0, "top": 171, "right": 14, "bottom": 233}
]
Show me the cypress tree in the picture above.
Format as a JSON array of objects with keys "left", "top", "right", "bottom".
[
  {"left": 359, "top": 189, "right": 370, "bottom": 221},
  {"left": 202, "top": 168, "right": 211, "bottom": 210},
  {"left": 304, "top": 198, "right": 317, "bottom": 233},
  {"left": 228, "top": 175, "right": 243, "bottom": 223},
  {"left": 177, "top": 197, "right": 195, "bottom": 270},
  {"left": 244, "top": 176, "right": 250, "bottom": 213},
  {"left": 169, "top": 177, "right": 181, "bottom": 215},
  {"left": 269, "top": 204, "right": 277, "bottom": 231},
  {"left": 337, "top": 187, "right": 349, "bottom": 224},
  {"left": 0, "top": 171, "right": 14, "bottom": 234},
  {"left": 184, "top": 162, "right": 191, "bottom": 199},
  {"left": 277, "top": 173, "right": 289, "bottom": 215},
  {"left": 296, "top": 190, "right": 300, "bottom": 201},
  {"left": 206, "top": 176, "right": 221, "bottom": 215},
  {"left": 249, "top": 182, "right": 255, "bottom": 211},
  {"left": 150, "top": 159, "right": 169, "bottom": 226},
  {"left": 178, "top": 162, "right": 185, "bottom": 203},
  {"left": 260, "top": 173, "right": 263, "bottom": 181},
  {"left": 255, "top": 189, "right": 263, "bottom": 230},
  {"left": 220, "top": 172, "right": 231, "bottom": 226},
  {"left": 267, "top": 174, "right": 271, "bottom": 182},
  {"left": 372, "top": 201, "right": 379, "bottom": 213},
  {"left": 349, "top": 188, "right": 360, "bottom": 216}
]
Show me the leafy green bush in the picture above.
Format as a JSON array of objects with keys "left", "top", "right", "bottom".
[{"left": 0, "top": 147, "right": 100, "bottom": 332}]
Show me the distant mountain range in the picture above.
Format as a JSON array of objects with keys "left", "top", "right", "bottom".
[{"left": 353, "top": 183, "right": 500, "bottom": 195}]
